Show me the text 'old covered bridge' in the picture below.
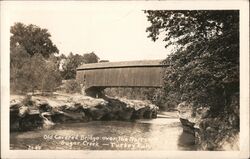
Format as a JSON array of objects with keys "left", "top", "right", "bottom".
[{"left": 76, "top": 60, "right": 165, "bottom": 97}]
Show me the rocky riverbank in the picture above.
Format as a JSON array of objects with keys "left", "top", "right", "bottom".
[
  {"left": 177, "top": 94, "right": 239, "bottom": 151},
  {"left": 10, "top": 94, "right": 158, "bottom": 132}
]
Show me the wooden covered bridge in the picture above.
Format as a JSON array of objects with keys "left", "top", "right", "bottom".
[{"left": 76, "top": 60, "right": 166, "bottom": 97}]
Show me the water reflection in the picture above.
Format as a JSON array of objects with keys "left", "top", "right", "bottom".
[
  {"left": 10, "top": 118, "right": 197, "bottom": 150},
  {"left": 178, "top": 130, "right": 196, "bottom": 150}
]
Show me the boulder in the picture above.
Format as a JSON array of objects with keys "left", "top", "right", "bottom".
[
  {"left": 18, "top": 106, "right": 29, "bottom": 117},
  {"left": 68, "top": 95, "right": 108, "bottom": 108},
  {"left": 177, "top": 102, "right": 210, "bottom": 130},
  {"left": 87, "top": 107, "right": 110, "bottom": 120},
  {"left": 10, "top": 99, "right": 23, "bottom": 110},
  {"left": 118, "top": 107, "right": 134, "bottom": 120}
]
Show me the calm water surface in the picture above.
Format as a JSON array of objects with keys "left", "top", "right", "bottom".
[{"left": 10, "top": 115, "right": 197, "bottom": 150}]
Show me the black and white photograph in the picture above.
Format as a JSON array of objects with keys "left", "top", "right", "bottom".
[{"left": 1, "top": 1, "right": 249, "bottom": 159}]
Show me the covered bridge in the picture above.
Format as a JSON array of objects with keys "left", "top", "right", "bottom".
[{"left": 76, "top": 60, "right": 166, "bottom": 97}]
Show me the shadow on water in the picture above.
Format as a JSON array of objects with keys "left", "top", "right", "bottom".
[{"left": 177, "top": 130, "right": 197, "bottom": 150}]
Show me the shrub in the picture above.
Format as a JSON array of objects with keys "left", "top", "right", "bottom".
[
  {"left": 10, "top": 47, "right": 62, "bottom": 94},
  {"left": 64, "top": 80, "right": 81, "bottom": 93}
]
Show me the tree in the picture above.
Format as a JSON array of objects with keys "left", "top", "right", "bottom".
[
  {"left": 10, "top": 50, "right": 46, "bottom": 93},
  {"left": 82, "top": 52, "right": 99, "bottom": 63},
  {"left": 10, "top": 23, "right": 62, "bottom": 94},
  {"left": 40, "top": 55, "right": 62, "bottom": 92},
  {"left": 145, "top": 10, "right": 239, "bottom": 112},
  {"left": 29, "top": 54, "right": 47, "bottom": 92},
  {"left": 10, "top": 22, "right": 59, "bottom": 58},
  {"left": 60, "top": 52, "right": 100, "bottom": 80},
  {"left": 145, "top": 10, "right": 238, "bottom": 49},
  {"left": 11, "top": 52, "right": 62, "bottom": 94},
  {"left": 61, "top": 53, "right": 85, "bottom": 80},
  {"left": 10, "top": 45, "right": 31, "bottom": 93}
]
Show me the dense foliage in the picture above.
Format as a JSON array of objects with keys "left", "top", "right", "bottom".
[
  {"left": 104, "top": 88, "right": 175, "bottom": 110},
  {"left": 145, "top": 10, "right": 239, "bottom": 113},
  {"left": 10, "top": 23, "right": 59, "bottom": 58},
  {"left": 104, "top": 88, "right": 156, "bottom": 100},
  {"left": 10, "top": 23, "right": 62, "bottom": 94},
  {"left": 10, "top": 22, "right": 101, "bottom": 94},
  {"left": 63, "top": 79, "right": 82, "bottom": 93},
  {"left": 60, "top": 52, "right": 99, "bottom": 80},
  {"left": 10, "top": 46, "right": 62, "bottom": 93},
  {"left": 145, "top": 10, "right": 238, "bottom": 48}
]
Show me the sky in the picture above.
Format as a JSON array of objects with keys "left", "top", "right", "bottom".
[{"left": 5, "top": 2, "right": 171, "bottom": 62}]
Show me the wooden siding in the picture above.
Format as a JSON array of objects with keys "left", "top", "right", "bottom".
[
  {"left": 76, "top": 66, "right": 164, "bottom": 89},
  {"left": 76, "top": 60, "right": 166, "bottom": 90}
]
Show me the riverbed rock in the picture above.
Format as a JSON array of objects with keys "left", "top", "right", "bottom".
[
  {"left": 177, "top": 95, "right": 239, "bottom": 151},
  {"left": 10, "top": 94, "right": 159, "bottom": 132},
  {"left": 68, "top": 95, "right": 108, "bottom": 109},
  {"left": 177, "top": 102, "right": 210, "bottom": 133},
  {"left": 18, "top": 106, "right": 29, "bottom": 117},
  {"left": 10, "top": 99, "right": 23, "bottom": 110}
]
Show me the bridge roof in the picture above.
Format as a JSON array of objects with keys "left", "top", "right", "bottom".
[{"left": 77, "top": 59, "right": 164, "bottom": 70}]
